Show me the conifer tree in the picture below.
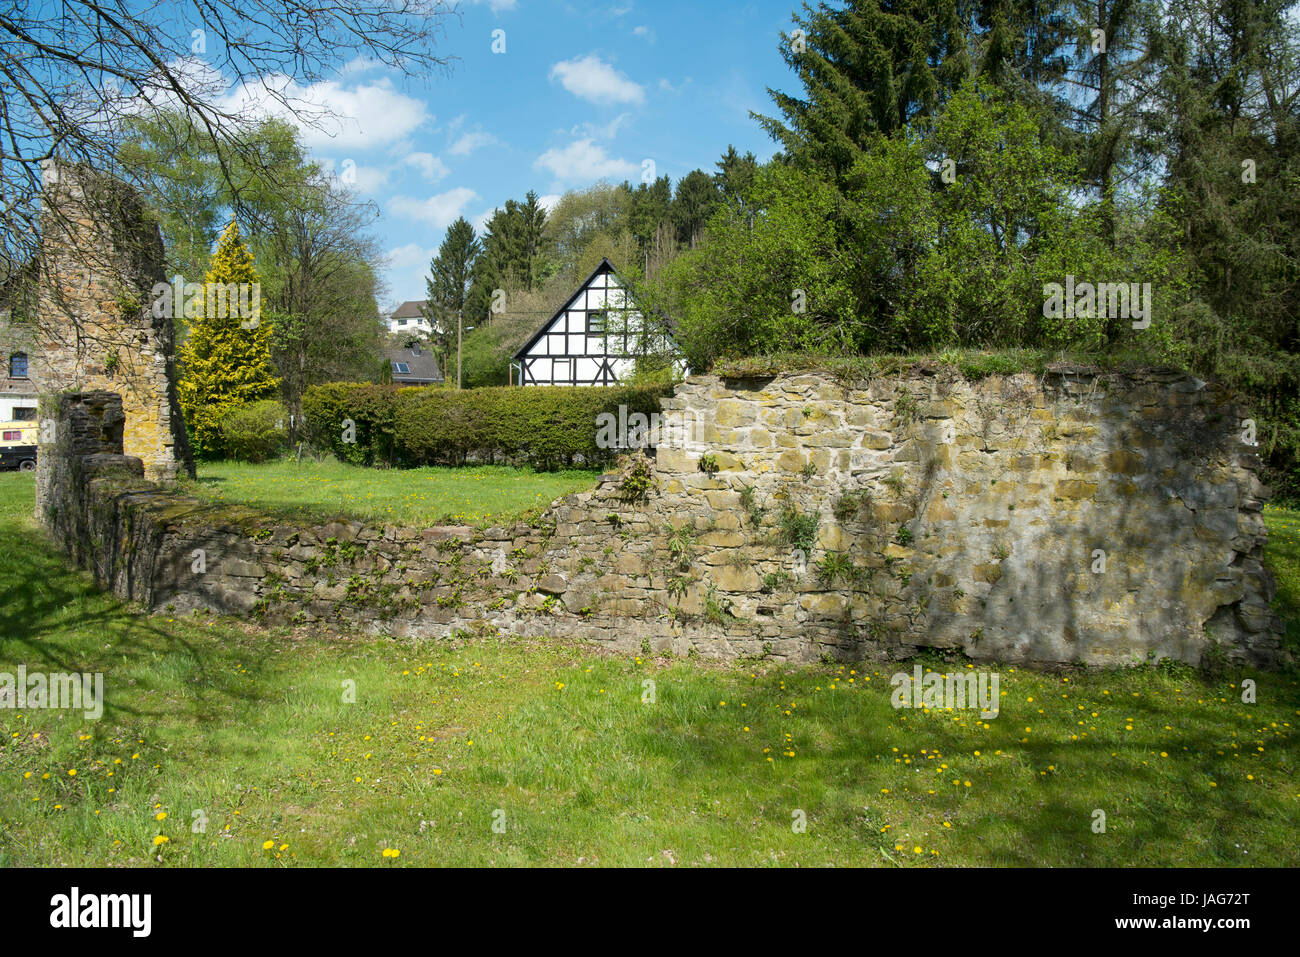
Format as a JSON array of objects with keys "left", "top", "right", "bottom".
[{"left": 178, "top": 217, "right": 280, "bottom": 458}]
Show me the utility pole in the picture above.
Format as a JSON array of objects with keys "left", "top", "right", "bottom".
[{"left": 456, "top": 306, "right": 462, "bottom": 390}]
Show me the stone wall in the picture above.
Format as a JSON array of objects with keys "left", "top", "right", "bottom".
[
  {"left": 39, "top": 366, "right": 1287, "bottom": 669},
  {"left": 34, "top": 160, "right": 193, "bottom": 497}
]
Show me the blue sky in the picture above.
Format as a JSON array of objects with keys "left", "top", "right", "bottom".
[{"left": 246, "top": 0, "right": 801, "bottom": 309}]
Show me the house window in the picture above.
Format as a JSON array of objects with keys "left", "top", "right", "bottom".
[
  {"left": 587, "top": 310, "right": 606, "bottom": 334},
  {"left": 392, "top": 362, "right": 410, "bottom": 374},
  {"left": 8, "top": 353, "right": 28, "bottom": 378},
  {"left": 11, "top": 407, "right": 36, "bottom": 421}
]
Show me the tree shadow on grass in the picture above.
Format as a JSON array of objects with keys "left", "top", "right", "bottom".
[
  {"left": 0, "top": 482, "right": 280, "bottom": 753},
  {"left": 613, "top": 666, "right": 1297, "bottom": 866}
]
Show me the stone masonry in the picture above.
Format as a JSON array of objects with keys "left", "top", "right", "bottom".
[
  {"left": 34, "top": 159, "right": 193, "bottom": 502},
  {"left": 39, "top": 366, "right": 1286, "bottom": 670}
]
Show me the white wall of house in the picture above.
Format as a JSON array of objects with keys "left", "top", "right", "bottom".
[
  {"left": 387, "top": 315, "right": 434, "bottom": 336},
  {"left": 0, "top": 395, "right": 38, "bottom": 422}
]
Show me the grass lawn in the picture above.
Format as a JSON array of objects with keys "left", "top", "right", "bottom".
[
  {"left": 0, "top": 470, "right": 1296, "bottom": 867},
  {"left": 180, "top": 459, "right": 603, "bottom": 527}
]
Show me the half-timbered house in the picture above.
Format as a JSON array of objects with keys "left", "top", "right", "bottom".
[{"left": 510, "top": 258, "right": 681, "bottom": 386}]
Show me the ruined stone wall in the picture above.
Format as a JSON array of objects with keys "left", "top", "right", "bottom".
[
  {"left": 39, "top": 367, "right": 1286, "bottom": 669},
  {"left": 34, "top": 160, "right": 193, "bottom": 498}
]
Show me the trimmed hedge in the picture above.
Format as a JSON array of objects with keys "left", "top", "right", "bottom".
[{"left": 302, "top": 382, "right": 672, "bottom": 469}]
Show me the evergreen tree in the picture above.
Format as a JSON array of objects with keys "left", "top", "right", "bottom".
[
  {"left": 1154, "top": 0, "right": 1300, "bottom": 493},
  {"left": 628, "top": 175, "right": 673, "bottom": 246},
  {"left": 714, "top": 146, "right": 760, "bottom": 205},
  {"left": 424, "top": 216, "right": 480, "bottom": 354},
  {"left": 177, "top": 218, "right": 280, "bottom": 458},
  {"left": 754, "top": 0, "right": 973, "bottom": 183},
  {"left": 671, "top": 169, "right": 720, "bottom": 248},
  {"left": 1060, "top": 0, "right": 1159, "bottom": 244},
  {"left": 465, "top": 192, "right": 553, "bottom": 323}
]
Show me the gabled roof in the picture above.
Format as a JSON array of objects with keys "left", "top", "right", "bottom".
[
  {"left": 511, "top": 258, "right": 628, "bottom": 361},
  {"left": 382, "top": 342, "right": 443, "bottom": 383},
  {"left": 389, "top": 300, "right": 428, "bottom": 320}
]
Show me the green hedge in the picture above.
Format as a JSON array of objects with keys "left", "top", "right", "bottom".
[
  {"left": 217, "top": 400, "right": 289, "bottom": 463},
  {"left": 302, "top": 382, "right": 672, "bottom": 469}
]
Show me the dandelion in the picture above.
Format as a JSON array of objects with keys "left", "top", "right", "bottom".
[{"left": 154, "top": 836, "right": 169, "bottom": 846}]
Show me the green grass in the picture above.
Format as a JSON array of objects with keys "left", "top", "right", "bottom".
[
  {"left": 0, "top": 470, "right": 1297, "bottom": 867},
  {"left": 180, "top": 459, "right": 602, "bottom": 527},
  {"left": 1263, "top": 503, "right": 1300, "bottom": 651}
]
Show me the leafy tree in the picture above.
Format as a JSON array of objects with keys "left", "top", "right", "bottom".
[
  {"left": 4, "top": 0, "right": 455, "bottom": 344},
  {"left": 545, "top": 184, "right": 632, "bottom": 283},
  {"left": 647, "top": 162, "right": 868, "bottom": 369},
  {"left": 116, "top": 112, "right": 224, "bottom": 283},
  {"left": 902, "top": 81, "right": 1172, "bottom": 348},
  {"left": 177, "top": 219, "right": 280, "bottom": 458}
]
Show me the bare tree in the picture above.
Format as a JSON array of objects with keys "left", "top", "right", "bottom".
[{"left": 0, "top": 0, "right": 457, "bottom": 316}]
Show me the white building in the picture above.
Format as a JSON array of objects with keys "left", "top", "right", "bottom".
[
  {"left": 510, "top": 258, "right": 682, "bottom": 386},
  {"left": 386, "top": 300, "right": 435, "bottom": 336}
]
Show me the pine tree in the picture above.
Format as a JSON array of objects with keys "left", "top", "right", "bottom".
[
  {"left": 464, "top": 192, "right": 552, "bottom": 323},
  {"left": 424, "top": 217, "right": 480, "bottom": 352},
  {"left": 754, "top": 0, "right": 973, "bottom": 183},
  {"left": 671, "top": 170, "right": 720, "bottom": 248},
  {"left": 714, "top": 146, "right": 759, "bottom": 205},
  {"left": 177, "top": 217, "right": 280, "bottom": 458},
  {"left": 1060, "top": 0, "right": 1159, "bottom": 245}
]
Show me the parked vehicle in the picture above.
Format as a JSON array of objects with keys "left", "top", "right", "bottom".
[{"left": 0, "top": 421, "right": 37, "bottom": 471}]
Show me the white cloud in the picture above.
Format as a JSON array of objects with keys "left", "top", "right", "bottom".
[
  {"left": 549, "top": 55, "right": 645, "bottom": 105},
  {"left": 383, "top": 243, "right": 436, "bottom": 307},
  {"left": 448, "top": 130, "right": 498, "bottom": 156},
  {"left": 633, "top": 25, "right": 654, "bottom": 41},
  {"left": 219, "top": 73, "right": 430, "bottom": 151},
  {"left": 321, "top": 158, "right": 390, "bottom": 194},
  {"left": 468, "top": 0, "right": 517, "bottom": 12},
  {"left": 337, "top": 57, "right": 385, "bottom": 77},
  {"left": 569, "top": 112, "right": 630, "bottom": 140},
  {"left": 658, "top": 77, "right": 691, "bottom": 94},
  {"left": 389, "top": 187, "right": 479, "bottom": 229},
  {"left": 403, "top": 152, "right": 450, "bottom": 181},
  {"left": 534, "top": 138, "right": 637, "bottom": 182},
  {"left": 537, "top": 193, "right": 563, "bottom": 213},
  {"left": 387, "top": 242, "right": 436, "bottom": 270},
  {"left": 470, "top": 206, "right": 500, "bottom": 234}
]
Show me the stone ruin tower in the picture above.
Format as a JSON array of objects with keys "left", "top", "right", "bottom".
[{"left": 34, "top": 159, "right": 193, "bottom": 505}]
